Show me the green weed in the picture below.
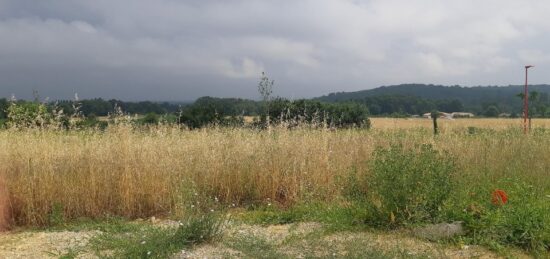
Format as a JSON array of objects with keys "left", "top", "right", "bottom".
[
  {"left": 47, "top": 202, "right": 65, "bottom": 227},
  {"left": 444, "top": 178, "right": 550, "bottom": 252},
  {"left": 91, "top": 213, "right": 224, "bottom": 258},
  {"left": 364, "top": 144, "right": 456, "bottom": 227}
]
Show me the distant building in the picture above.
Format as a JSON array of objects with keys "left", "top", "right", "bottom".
[
  {"left": 451, "top": 112, "right": 475, "bottom": 118},
  {"left": 423, "top": 112, "right": 474, "bottom": 119}
]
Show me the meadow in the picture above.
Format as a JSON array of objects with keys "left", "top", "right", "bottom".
[{"left": 0, "top": 118, "right": 549, "bottom": 256}]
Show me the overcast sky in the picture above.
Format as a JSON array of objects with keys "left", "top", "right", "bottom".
[{"left": 0, "top": 0, "right": 549, "bottom": 101}]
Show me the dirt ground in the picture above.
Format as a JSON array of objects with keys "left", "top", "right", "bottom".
[
  {"left": 0, "top": 230, "right": 98, "bottom": 258},
  {"left": 179, "top": 222, "right": 530, "bottom": 259},
  {"left": 0, "top": 221, "right": 532, "bottom": 259}
]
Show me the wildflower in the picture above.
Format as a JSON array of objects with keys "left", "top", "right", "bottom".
[
  {"left": 210, "top": 209, "right": 214, "bottom": 212},
  {"left": 191, "top": 204, "right": 195, "bottom": 208},
  {"left": 147, "top": 251, "right": 151, "bottom": 256},
  {"left": 141, "top": 240, "right": 146, "bottom": 245},
  {"left": 491, "top": 189, "right": 508, "bottom": 205}
]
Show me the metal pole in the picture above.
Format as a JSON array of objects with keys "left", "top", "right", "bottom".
[
  {"left": 523, "top": 66, "right": 529, "bottom": 134},
  {"left": 524, "top": 65, "right": 533, "bottom": 134}
]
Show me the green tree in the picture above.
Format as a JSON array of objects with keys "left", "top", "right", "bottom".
[
  {"left": 141, "top": 112, "right": 160, "bottom": 125},
  {"left": 483, "top": 105, "right": 500, "bottom": 117},
  {"left": 268, "top": 98, "right": 370, "bottom": 128},
  {"left": 0, "top": 98, "right": 7, "bottom": 119}
]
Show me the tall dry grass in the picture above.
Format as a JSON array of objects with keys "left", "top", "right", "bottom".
[
  {"left": 0, "top": 120, "right": 549, "bottom": 226},
  {"left": 370, "top": 117, "right": 550, "bottom": 130}
]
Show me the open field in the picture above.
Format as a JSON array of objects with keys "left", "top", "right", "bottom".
[
  {"left": 1, "top": 123, "right": 549, "bottom": 224},
  {"left": 370, "top": 117, "right": 550, "bottom": 130},
  {"left": 0, "top": 120, "right": 549, "bottom": 257}
]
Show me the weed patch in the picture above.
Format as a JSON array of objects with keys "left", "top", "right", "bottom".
[
  {"left": 443, "top": 179, "right": 550, "bottom": 253},
  {"left": 360, "top": 144, "right": 456, "bottom": 227},
  {"left": 90, "top": 213, "right": 224, "bottom": 258}
]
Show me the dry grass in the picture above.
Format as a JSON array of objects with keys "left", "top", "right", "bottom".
[
  {"left": 0, "top": 120, "right": 549, "bottom": 226},
  {"left": 370, "top": 117, "right": 550, "bottom": 130}
]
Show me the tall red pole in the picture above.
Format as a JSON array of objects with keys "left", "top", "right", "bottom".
[{"left": 524, "top": 65, "right": 533, "bottom": 134}]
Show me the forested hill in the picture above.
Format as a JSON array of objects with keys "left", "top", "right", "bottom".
[
  {"left": 317, "top": 84, "right": 550, "bottom": 102},
  {"left": 316, "top": 84, "right": 550, "bottom": 114}
]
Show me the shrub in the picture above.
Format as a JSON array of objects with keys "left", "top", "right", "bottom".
[
  {"left": 76, "top": 114, "right": 108, "bottom": 129},
  {"left": 141, "top": 112, "right": 160, "bottom": 125},
  {"left": 7, "top": 101, "right": 56, "bottom": 128},
  {"left": 445, "top": 179, "right": 550, "bottom": 252},
  {"left": 179, "top": 103, "right": 224, "bottom": 129},
  {"left": 268, "top": 98, "right": 370, "bottom": 129},
  {"left": 365, "top": 144, "right": 456, "bottom": 227}
]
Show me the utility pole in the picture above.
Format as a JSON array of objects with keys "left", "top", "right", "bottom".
[{"left": 524, "top": 65, "right": 534, "bottom": 134}]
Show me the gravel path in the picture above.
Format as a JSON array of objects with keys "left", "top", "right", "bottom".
[
  {"left": 0, "top": 222, "right": 533, "bottom": 259},
  {"left": 0, "top": 230, "right": 98, "bottom": 259}
]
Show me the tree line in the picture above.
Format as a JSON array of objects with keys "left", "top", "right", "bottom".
[
  {"left": 0, "top": 96, "right": 371, "bottom": 129},
  {"left": 4, "top": 81, "right": 549, "bottom": 129}
]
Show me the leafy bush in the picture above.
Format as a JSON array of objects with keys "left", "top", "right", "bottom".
[
  {"left": 0, "top": 98, "right": 7, "bottom": 120},
  {"left": 6, "top": 101, "right": 59, "bottom": 128},
  {"left": 268, "top": 98, "right": 370, "bottom": 128},
  {"left": 365, "top": 144, "right": 456, "bottom": 227},
  {"left": 75, "top": 114, "right": 108, "bottom": 129},
  {"left": 140, "top": 112, "right": 160, "bottom": 125},
  {"left": 444, "top": 179, "right": 550, "bottom": 252}
]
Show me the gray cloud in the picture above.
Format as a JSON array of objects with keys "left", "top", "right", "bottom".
[{"left": 0, "top": 0, "right": 549, "bottom": 101}]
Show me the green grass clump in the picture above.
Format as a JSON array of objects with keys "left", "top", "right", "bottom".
[
  {"left": 226, "top": 235, "right": 286, "bottom": 259},
  {"left": 238, "top": 202, "right": 369, "bottom": 232},
  {"left": 362, "top": 144, "right": 455, "bottom": 227},
  {"left": 224, "top": 229, "right": 438, "bottom": 259},
  {"left": 91, "top": 213, "right": 224, "bottom": 258},
  {"left": 443, "top": 179, "right": 550, "bottom": 252}
]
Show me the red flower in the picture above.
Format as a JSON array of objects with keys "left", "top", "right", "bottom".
[{"left": 491, "top": 189, "right": 508, "bottom": 206}]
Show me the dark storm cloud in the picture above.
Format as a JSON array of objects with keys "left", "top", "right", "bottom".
[{"left": 0, "top": 0, "right": 549, "bottom": 101}]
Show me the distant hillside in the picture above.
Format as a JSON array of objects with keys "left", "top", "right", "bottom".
[
  {"left": 317, "top": 84, "right": 550, "bottom": 102},
  {"left": 316, "top": 84, "right": 550, "bottom": 114}
]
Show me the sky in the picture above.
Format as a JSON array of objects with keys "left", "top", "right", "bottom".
[{"left": 0, "top": 0, "right": 549, "bottom": 101}]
